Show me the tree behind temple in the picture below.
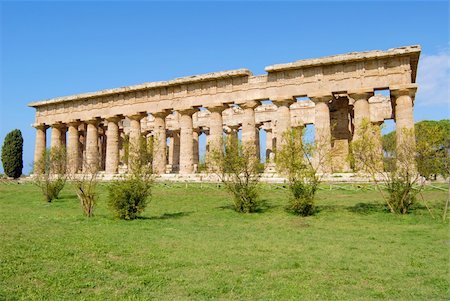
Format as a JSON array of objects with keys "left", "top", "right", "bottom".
[{"left": 1, "top": 129, "right": 23, "bottom": 179}]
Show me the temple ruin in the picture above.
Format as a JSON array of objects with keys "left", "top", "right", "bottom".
[{"left": 29, "top": 45, "right": 420, "bottom": 178}]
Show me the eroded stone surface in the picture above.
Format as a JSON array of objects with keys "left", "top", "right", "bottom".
[{"left": 30, "top": 46, "right": 420, "bottom": 176}]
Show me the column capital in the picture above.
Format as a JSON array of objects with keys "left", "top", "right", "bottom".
[
  {"left": 178, "top": 108, "right": 198, "bottom": 116},
  {"left": 127, "top": 112, "right": 147, "bottom": 121},
  {"left": 50, "top": 121, "right": 66, "bottom": 129},
  {"left": 207, "top": 105, "right": 228, "bottom": 113},
  {"left": 390, "top": 84, "right": 418, "bottom": 98},
  {"left": 105, "top": 115, "right": 123, "bottom": 123},
  {"left": 348, "top": 89, "right": 374, "bottom": 103},
  {"left": 32, "top": 123, "right": 48, "bottom": 130},
  {"left": 67, "top": 119, "right": 81, "bottom": 127},
  {"left": 272, "top": 97, "right": 295, "bottom": 107},
  {"left": 240, "top": 100, "right": 260, "bottom": 109},
  {"left": 85, "top": 118, "right": 101, "bottom": 125},
  {"left": 152, "top": 109, "right": 171, "bottom": 119},
  {"left": 309, "top": 93, "right": 333, "bottom": 104}
]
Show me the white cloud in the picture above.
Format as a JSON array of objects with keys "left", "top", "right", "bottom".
[{"left": 416, "top": 50, "right": 450, "bottom": 106}]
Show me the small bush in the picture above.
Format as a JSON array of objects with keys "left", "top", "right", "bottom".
[
  {"left": 73, "top": 169, "right": 98, "bottom": 217},
  {"left": 276, "top": 128, "right": 325, "bottom": 216},
  {"left": 108, "top": 174, "right": 152, "bottom": 220},
  {"left": 210, "top": 136, "right": 262, "bottom": 213},
  {"left": 287, "top": 181, "right": 317, "bottom": 216},
  {"left": 33, "top": 147, "right": 67, "bottom": 202},
  {"left": 41, "top": 178, "right": 66, "bottom": 202},
  {"left": 386, "top": 180, "right": 418, "bottom": 214}
]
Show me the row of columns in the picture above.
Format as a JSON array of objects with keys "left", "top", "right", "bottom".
[{"left": 33, "top": 86, "right": 416, "bottom": 175}]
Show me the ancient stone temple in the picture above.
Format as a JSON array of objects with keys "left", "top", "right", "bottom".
[{"left": 29, "top": 45, "right": 420, "bottom": 176}]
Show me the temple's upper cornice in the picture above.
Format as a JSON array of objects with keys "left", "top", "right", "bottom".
[
  {"left": 28, "top": 45, "right": 420, "bottom": 108},
  {"left": 265, "top": 45, "right": 421, "bottom": 73}
]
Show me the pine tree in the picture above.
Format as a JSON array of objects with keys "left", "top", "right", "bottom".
[{"left": 1, "top": 129, "right": 24, "bottom": 179}]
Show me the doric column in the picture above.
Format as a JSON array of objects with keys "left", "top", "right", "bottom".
[
  {"left": 178, "top": 108, "right": 196, "bottom": 174},
  {"left": 241, "top": 101, "right": 259, "bottom": 148},
  {"left": 349, "top": 90, "right": 374, "bottom": 140},
  {"left": 152, "top": 111, "right": 170, "bottom": 174},
  {"left": 105, "top": 116, "right": 122, "bottom": 174},
  {"left": 273, "top": 98, "right": 294, "bottom": 149},
  {"left": 168, "top": 130, "right": 180, "bottom": 172},
  {"left": 128, "top": 113, "right": 146, "bottom": 171},
  {"left": 391, "top": 85, "right": 417, "bottom": 168},
  {"left": 255, "top": 126, "right": 261, "bottom": 162},
  {"left": 310, "top": 94, "right": 333, "bottom": 173},
  {"left": 50, "top": 123, "right": 64, "bottom": 149},
  {"left": 33, "top": 123, "right": 48, "bottom": 174},
  {"left": 227, "top": 125, "right": 239, "bottom": 141},
  {"left": 84, "top": 119, "right": 100, "bottom": 172},
  {"left": 193, "top": 129, "right": 200, "bottom": 166},
  {"left": 265, "top": 128, "right": 273, "bottom": 161},
  {"left": 67, "top": 121, "right": 81, "bottom": 173},
  {"left": 207, "top": 105, "right": 226, "bottom": 155}
]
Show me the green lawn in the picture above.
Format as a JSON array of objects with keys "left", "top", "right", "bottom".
[{"left": 0, "top": 183, "right": 448, "bottom": 300}]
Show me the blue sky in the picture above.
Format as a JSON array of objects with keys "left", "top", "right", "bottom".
[{"left": 1, "top": 1, "right": 449, "bottom": 174}]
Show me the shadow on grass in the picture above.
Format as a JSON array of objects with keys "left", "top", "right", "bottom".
[
  {"left": 346, "top": 202, "right": 386, "bottom": 214},
  {"left": 216, "top": 199, "right": 279, "bottom": 213},
  {"left": 315, "top": 205, "right": 341, "bottom": 214},
  {"left": 139, "top": 211, "right": 193, "bottom": 220}
]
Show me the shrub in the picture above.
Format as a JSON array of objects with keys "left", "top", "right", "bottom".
[
  {"left": 108, "top": 136, "right": 154, "bottom": 220},
  {"left": 210, "top": 135, "right": 263, "bottom": 213},
  {"left": 33, "top": 147, "right": 67, "bottom": 202},
  {"left": 351, "top": 119, "right": 424, "bottom": 214},
  {"left": 287, "top": 180, "right": 317, "bottom": 216},
  {"left": 72, "top": 166, "right": 98, "bottom": 217},
  {"left": 108, "top": 173, "right": 152, "bottom": 220},
  {"left": 1, "top": 129, "right": 23, "bottom": 179},
  {"left": 276, "top": 128, "right": 326, "bottom": 216}
]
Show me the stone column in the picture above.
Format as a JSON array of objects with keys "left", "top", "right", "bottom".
[
  {"left": 391, "top": 85, "right": 417, "bottom": 168},
  {"left": 207, "top": 105, "right": 226, "bottom": 155},
  {"left": 241, "top": 101, "right": 259, "bottom": 149},
  {"left": 265, "top": 128, "right": 273, "bottom": 161},
  {"left": 50, "top": 123, "right": 64, "bottom": 149},
  {"left": 273, "top": 98, "right": 294, "bottom": 150},
  {"left": 168, "top": 130, "right": 180, "bottom": 172},
  {"left": 84, "top": 119, "right": 100, "bottom": 173},
  {"left": 349, "top": 90, "right": 373, "bottom": 140},
  {"left": 255, "top": 126, "right": 261, "bottom": 162},
  {"left": 349, "top": 90, "right": 377, "bottom": 171},
  {"left": 152, "top": 111, "right": 170, "bottom": 174},
  {"left": 193, "top": 129, "right": 200, "bottom": 166},
  {"left": 33, "top": 124, "right": 48, "bottom": 174},
  {"left": 311, "top": 94, "right": 333, "bottom": 173},
  {"left": 105, "top": 116, "right": 122, "bottom": 174},
  {"left": 67, "top": 121, "right": 81, "bottom": 173},
  {"left": 128, "top": 113, "right": 146, "bottom": 172},
  {"left": 227, "top": 125, "right": 239, "bottom": 142},
  {"left": 178, "top": 108, "right": 196, "bottom": 174}
]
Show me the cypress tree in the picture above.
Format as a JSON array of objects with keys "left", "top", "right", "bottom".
[{"left": 1, "top": 129, "right": 24, "bottom": 179}]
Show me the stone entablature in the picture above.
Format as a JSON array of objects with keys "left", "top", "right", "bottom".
[
  {"left": 29, "top": 45, "right": 420, "bottom": 176},
  {"left": 29, "top": 45, "right": 419, "bottom": 125}
]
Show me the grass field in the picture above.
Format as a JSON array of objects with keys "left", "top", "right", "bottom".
[{"left": 0, "top": 182, "right": 448, "bottom": 300}]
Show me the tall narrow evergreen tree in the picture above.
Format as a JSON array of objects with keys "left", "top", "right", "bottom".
[{"left": 1, "top": 129, "right": 24, "bottom": 178}]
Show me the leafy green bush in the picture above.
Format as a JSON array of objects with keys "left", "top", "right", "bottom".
[
  {"left": 108, "top": 174, "right": 153, "bottom": 220},
  {"left": 210, "top": 135, "right": 262, "bottom": 213},
  {"left": 276, "top": 128, "right": 324, "bottom": 216},
  {"left": 287, "top": 180, "right": 317, "bottom": 216},
  {"left": 1, "top": 129, "right": 23, "bottom": 179},
  {"left": 41, "top": 178, "right": 66, "bottom": 202},
  {"left": 33, "top": 147, "right": 67, "bottom": 202},
  {"left": 386, "top": 180, "right": 418, "bottom": 214},
  {"left": 352, "top": 120, "right": 423, "bottom": 214}
]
